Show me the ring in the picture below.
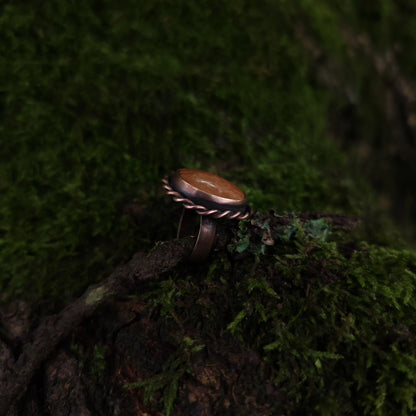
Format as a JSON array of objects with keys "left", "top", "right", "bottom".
[{"left": 162, "top": 168, "right": 251, "bottom": 262}]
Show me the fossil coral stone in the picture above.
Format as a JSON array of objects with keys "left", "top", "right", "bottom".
[{"left": 178, "top": 169, "right": 246, "bottom": 202}]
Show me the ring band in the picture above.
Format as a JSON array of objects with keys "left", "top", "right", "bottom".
[
  {"left": 163, "top": 169, "right": 251, "bottom": 262},
  {"left": 178, "top": 209, "right": 216, "bottom": 262}
]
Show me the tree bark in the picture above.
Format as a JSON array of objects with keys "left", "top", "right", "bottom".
[{"left": 0, "top": 237, "right": 194, "bottom": 416}]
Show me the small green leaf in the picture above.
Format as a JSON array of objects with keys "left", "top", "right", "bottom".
[{"left": 236, "top": 236, "right": 250, "bottom": 253}]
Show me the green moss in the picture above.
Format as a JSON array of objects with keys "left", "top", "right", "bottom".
[
  {"left": 125, "top": 335, "right": 205, "bottom": 416},
  {"left": 144, "top": 217, "right": 416, "bottom": 414}
]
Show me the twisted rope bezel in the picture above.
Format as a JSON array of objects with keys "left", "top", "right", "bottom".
[{"left": 162, "top": 177, "right": 251, "bottom": 220}]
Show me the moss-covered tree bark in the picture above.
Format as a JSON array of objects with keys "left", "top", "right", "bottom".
[
  {"left": 2, "top": 214, "right": 416, "bottom": 415},
  {"left": 1, "top": 1, "right": 416, "bottom": 415}
]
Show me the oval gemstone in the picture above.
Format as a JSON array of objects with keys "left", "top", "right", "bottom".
[{"left": 178, "top": 169, "right": 245, "bottom": 201}]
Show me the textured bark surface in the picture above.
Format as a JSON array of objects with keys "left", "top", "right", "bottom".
[{"left": 0, "top": 237, "right": 194, "bottom": 416}]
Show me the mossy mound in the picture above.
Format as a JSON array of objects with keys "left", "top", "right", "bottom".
[
  {"left": 67, "top": 215, "right": 416, "bottom": 415},
  {"left": 158, "top": 217, "right": 416, "bottom": 415}
]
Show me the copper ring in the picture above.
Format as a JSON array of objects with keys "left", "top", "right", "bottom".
[{"left": 163, "top": 169, "right": 251, "bottom": 262}]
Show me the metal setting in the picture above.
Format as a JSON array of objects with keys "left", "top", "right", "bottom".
[
  {"left": 163, "top": 169, "right": 252, "bottom": 262},
  {"left": 162, "top": 177, "right": 251, "bottom": 220}
]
